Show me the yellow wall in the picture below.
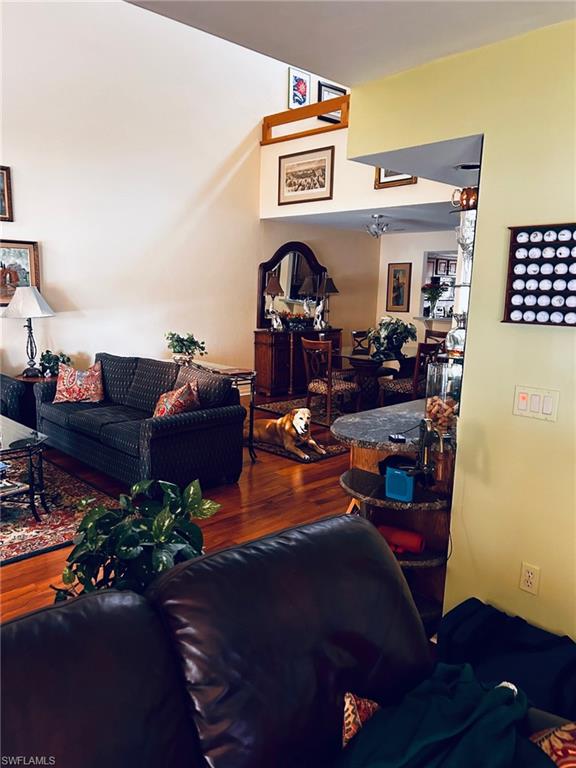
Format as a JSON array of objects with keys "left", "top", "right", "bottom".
[{"left": 349, "top": 21, "right": 576, "bottom": 637}]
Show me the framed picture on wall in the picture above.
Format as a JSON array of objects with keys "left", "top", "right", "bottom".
[
  {"left": 374, "top": 168, "right": 417, "bottom": 189},
  {"left": 0, "top": 239, "right": 40, "bottom": 306},
  {"left": 287, "top": 67, "right": 311, "bottom": 109},
  {"left": 386, "top": 262, "right": 412, "bottom": 313},
  {"left": 448, "top": 260, "right": 457, "bottom": 276},
  {"left": 436, "top": 259, "right": 448, "bottom": 275},
  {"left": 426, "top": 259, "right": 436, "bottom": 280},
  {"left": 317, "top": 81, "right": 347, "bottom": 123},
  {"left": 278, "top": 146, "right": 335, "bottom": 205},
  {"left": 0, "top": 166, "right": 13, "bottom": 222}
]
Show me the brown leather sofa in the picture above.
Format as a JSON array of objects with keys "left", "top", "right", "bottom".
[{"left": 1, "top": 515, "right": 431, "bottom": 768}]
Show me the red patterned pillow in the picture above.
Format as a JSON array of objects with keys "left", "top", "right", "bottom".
[
  {"left": 343, "top": 693, "right": 380, "bottom": 746},
  {"left": 153, "top": 380, "right": 201, "bottom": 418},
  {"left": 531, "top": 722, "right": 576, "bottom": 766},
  {"left": 53, "top": 362, "right": 104, "bottom": 403}
]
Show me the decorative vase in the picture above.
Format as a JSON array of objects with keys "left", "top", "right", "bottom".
[
  {"left": 429, "top": 301, "right": 438, "bottom": 318},
  {"left": 172, "top": 353, "right": 195, "bottom": 366},
  {"left": 446, "top": 313, "right": 467, "bottom": 358}
]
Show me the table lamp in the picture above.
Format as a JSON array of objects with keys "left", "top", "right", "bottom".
[
  {"left": 264, "top": 274, "right": 284, "bottom": 313},
  {"left": 3, "top": 286, "right": 55, "bottom": 377},
  {"left": 318, "top": 275, "right": 339, "bottom": 325},
  {"left": 298, "top": 276, "right": 316, "bottom": 298}
]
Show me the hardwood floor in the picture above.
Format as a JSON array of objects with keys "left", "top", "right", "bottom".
[{"left": 0, "top": 420, "right": 350, "bottom": 623}]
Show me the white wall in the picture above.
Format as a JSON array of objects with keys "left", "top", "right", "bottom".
[
  {"left": 1, "top": 1, "right": 293, "bottom": 372},
  {"left": 260, "top": 129, "right": 454, "bottom": 220},
  {"left": 376, "top": 231, "right": 457, "bottom": 339}
]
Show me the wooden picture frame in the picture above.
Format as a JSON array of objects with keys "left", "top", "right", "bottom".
[
  {"left": 0, "top": 239, "right": 40, "bottom": 306},
  {"left": 0, "top": 166, "right": 14, "bottom": 222},
  {"left": 436, "top": 259, "right": 448, "bottom": 275},
  {"left": 448, "top": 260, "right": 457, "bottom": 276},
  {"left": 374, "top": 168, "right": 417, "bottom": 189},
  {"left": 278, "top": 146, "right": 335, "bottom": 206},
  {"left": 386, "top": 262, "right": 412, "bottom": 313},
  {"left": 288, "top": 67, "right": 311, "bottom": 109},
  {"left": 317, "top": 81, "right": 347, "bottom": 123}
]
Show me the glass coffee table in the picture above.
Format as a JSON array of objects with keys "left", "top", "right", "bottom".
[{"left": 0, "top": 416, "right": 49, "bottom": 522}]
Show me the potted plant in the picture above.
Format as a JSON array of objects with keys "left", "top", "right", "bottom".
[
  {"left": 368, "top": 316, "right": 417, "bottom": 362},
  {"left": 39, "top": 350, "right": 71, "bottom": 377},
  {"left": 166, "top": 331, "right": 207, "bottom": 365},
  {"left": 279, "top": 311, "right": 313, "bottom": 331},
  {"left": 52, "top": 478, "right": 219, "bottom": 601}
]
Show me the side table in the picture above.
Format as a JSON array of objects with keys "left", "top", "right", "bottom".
[
  {"left": 186, "top": 361, "right": 257, "bottom": 463},
  {"left": 14, "top": 376, "right": 57, "bottom": 430}
]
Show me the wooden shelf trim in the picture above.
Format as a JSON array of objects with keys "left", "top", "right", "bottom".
[{"left": 261, "top": 95, "right": 350, "bottom": 146}]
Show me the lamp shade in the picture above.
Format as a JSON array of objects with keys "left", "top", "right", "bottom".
[
  {"left": 264, "top": 274, "right": 284, "bottom": 297},
  {"left": 3, "top": 286, "right": 55, "bottom": 319},
  {"left": 322, "top": 276, "right": 339, "bottom": 295},
  {"left": 298, "top": 276, "right": 316, "bottom": 296}
]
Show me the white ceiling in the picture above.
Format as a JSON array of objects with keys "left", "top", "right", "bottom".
[
  {"left": 129, "top": 0, "right": 574, "bottom": 86},
  {"left": 266, "top": 201, "right": 456, "bottom": 233}
]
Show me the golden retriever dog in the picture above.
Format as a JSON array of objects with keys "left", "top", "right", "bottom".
[{"left": 252, "top": 407, "right": 327, "bottom": 462}]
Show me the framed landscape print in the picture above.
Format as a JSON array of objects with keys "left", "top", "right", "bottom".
[
  {"left": 288, "top": 67, "right": 311, "bottom": 109},
  {"left": 374, "top": 168, "right": 417, "bottom": 189},
  {"left": 0, "top": 240, "right": 40, "bottom": 306},
  {"left": 317, "top": 80, "right": 347, "bottom": 123},
  {"left": 436, "top": 259, "right": 448, "bottom": 275},
  {"left": 0, "top": 166, "right": 13, "bottom": 222},
  {"left": 386, "top": 262, "right": 412, "bottom": 313},
  {"left": 278, "top": 146, "right": 335, "bottom": 206}
]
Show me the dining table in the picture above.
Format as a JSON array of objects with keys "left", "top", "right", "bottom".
[{"left": 335, "top": 347, "right": 413, "bottom": 410}]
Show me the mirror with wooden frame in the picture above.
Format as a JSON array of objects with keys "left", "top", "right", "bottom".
[{"left": 257, "top": 241, "right": 327, "bottom": 328}]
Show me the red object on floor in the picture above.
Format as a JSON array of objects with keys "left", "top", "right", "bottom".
[{"left": 377, "top": 525, "right": 425, "bottom": 554}]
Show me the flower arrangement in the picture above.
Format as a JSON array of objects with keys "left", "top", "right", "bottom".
[
  {"left": 368, "top": 316, "right": 417, "bottom": 361},
  {"left": 166, "top": 331, "right": 207, "bottom": 360},
  {"left": 421, "top": 282, "right": 447, "bottom": 313},
  {"left": 40, "top": 350, "right": 71, "bottom": 377}
]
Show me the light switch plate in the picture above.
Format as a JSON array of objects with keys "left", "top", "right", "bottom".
[{"left": 513, "top": 385, "right": 560, "bottom": 421}]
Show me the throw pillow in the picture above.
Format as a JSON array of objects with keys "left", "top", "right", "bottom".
[
  {"left": 531, "top": 722, "right": 576, "bottom": 766},
  {"left": 53, "top": 362, "right": 104, "bottom": 403},
  {"left": 153, "top": 380, "right": 201, "bottom": 418},
  {"left": 342, "top": 693, "right": 380, "bottom": 746}
]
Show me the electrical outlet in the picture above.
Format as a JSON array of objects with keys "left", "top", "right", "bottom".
[{"left": 519, "top": 562, "right": 540, "bottom": 595}]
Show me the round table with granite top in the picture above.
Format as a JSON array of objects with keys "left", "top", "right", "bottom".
[{"left": 331, "top": 398, "right": 453, "bottom": 638}]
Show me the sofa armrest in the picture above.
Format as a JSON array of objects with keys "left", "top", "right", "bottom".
[
  {"left": 141, "top": 404, "right": 246, "bottom": 441},
  {"left": 34, "top": 379, "right": 57, "bottom": 406}
]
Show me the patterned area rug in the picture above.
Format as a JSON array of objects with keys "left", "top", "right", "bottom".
[
  {"left": 0, "top": 457, "right": 114, "bottom": 566},
  {"left": 256, "top": 398, "right": 348, "bottom": 427},
  {"left": 252, "top": 438, "right": 348, "bottom": 463}
]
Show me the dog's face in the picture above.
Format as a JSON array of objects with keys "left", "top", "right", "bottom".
[{"left": 291, "top": 408, "right": 311, "bottom": 436}]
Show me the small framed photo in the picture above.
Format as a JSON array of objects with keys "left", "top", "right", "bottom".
[
  {"left": 374, "top": 168, "right": 417, "bottom": 189},
  {"left": 426, "top": 259, "right": 436, "bottom": 280},
  {"left": 278, "top": 146, "right": 335, "bottom": 206},
  {"left": 288, "top": 67, "right": 311, "bottom": 109},
  {"left": 386, "top": 262, "right": 412, "bottom": 313},
  {"left": 448, "top": 261, "right": 457, "bottom": 276},
  {"left": 317, "top": 81, "right": 347, "bottom": 123},
  {"left": 0, "top": 239, "right": 40, "bottom": 306},
  {"left": 436, "top": 259, "right": 448, "bottom": 275},
  {"left": 0, "top": 167, "right": 13, "bottom": 222}
]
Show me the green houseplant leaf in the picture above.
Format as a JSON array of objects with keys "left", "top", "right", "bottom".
[{"left": 52, "top": 478, "right": 218, "bottom": 601}]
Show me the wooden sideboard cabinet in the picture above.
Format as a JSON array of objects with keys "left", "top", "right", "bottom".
[{"left": 254, "top": 328, "right": 342, "bottom": 397}]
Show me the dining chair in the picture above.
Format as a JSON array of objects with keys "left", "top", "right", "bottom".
[
  {"left": 302, "top": 338, "right": 361, "bottom": 425},
  {"left": 424, "top": 329, "right": 448, "bottom": 349},
  {"left": 378, "top": 342, "right": 441, "bottom": 406},
  {"left": 351, "top": 330, "right": 371, "bottom": 356}
]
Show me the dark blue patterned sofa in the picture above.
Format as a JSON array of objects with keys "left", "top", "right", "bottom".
[
  {"left": 34, "top": 353, "right": 246, "bottom": 487},
  {"left": 0, "top": 374, "right": 26, "bottom": 422}
]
